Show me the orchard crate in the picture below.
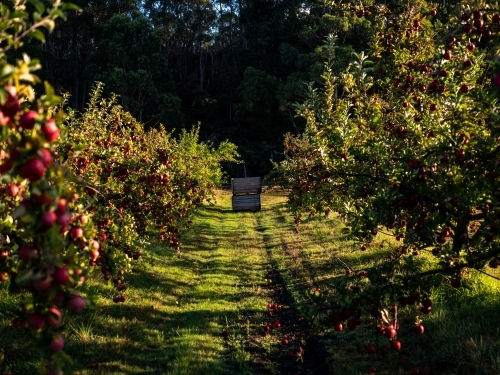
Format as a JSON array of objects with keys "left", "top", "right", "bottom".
[
  {"left": 231, "top": 177, "right": 262, "bottom": 195},
  {"left": 232, "top": 194, "right": 261, "bottom": 212}
]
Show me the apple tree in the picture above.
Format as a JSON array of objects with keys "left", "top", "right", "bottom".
[
  {"left": 0, "top": 0, "right": 98, "bottom": 373},
  {"left": 62, "top": 84, "right": 239, "bottom": 300},
  {"left": 273, "top": 0, "right": 500, "bottom": 353},
  {"left": 0, "top": 2, "right": 239, "bottom": 373}
]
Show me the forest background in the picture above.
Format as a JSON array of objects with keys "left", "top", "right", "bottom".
[{"left": 9, "top": 0, "right": 406, "bottom": 176}]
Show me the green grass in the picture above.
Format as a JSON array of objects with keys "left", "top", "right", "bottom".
[
  {"left": 0, "top": 190, "right": 286, "bottom": 375},
  {"left": 258, "top": 191, "right": 500, "bottom": 375},
  {"left": 1, "top": 189, "right": 500, "bottom": 375}
]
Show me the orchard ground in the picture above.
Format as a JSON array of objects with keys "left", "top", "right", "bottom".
[{"left": 1, "top": 189, "right": 500, "bottom": 375}]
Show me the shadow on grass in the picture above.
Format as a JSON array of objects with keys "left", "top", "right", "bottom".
[
  {"left": 69, "top": 307, "right": 237, "bottom": 374},
  {"left": 0, "top": 304, "right": 260, "bottom": 375},
  {"left": 0, "top": 195, "right": 287, "bottom": 375}
]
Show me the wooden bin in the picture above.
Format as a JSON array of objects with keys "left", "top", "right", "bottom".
[
  {"left": 231, "top": 177, "right": 262, "bottom": 211},
  {"left": 231, "top": 177, "right": 262, "bottom": 195},
  {"left": 232, "top": 194, "right": 261, "bottom": 212}
]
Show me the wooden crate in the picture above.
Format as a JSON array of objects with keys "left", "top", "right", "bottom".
[
  {"left": 232, "top": 194, "right": 261, "bottom": 212},
  {"left": 231, "top": 177, "right": 262, "bottom": 195}
]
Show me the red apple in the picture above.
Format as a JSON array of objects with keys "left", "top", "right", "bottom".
[
  {"left": 21, "top": 158, "right": 46, "bottom": 180},
  {"left": 0, "top": 248, "right": 9, "bottom": 260},
  {"left": 0, "top": 91, "right": 20, "bottom": 118},
  {"left": 385, "top": 327, "right": 396, "bottom": 338},
  {"left": 19, "top": 110, "right": 38, "bottom": 129},
  {"left": 70, "top": 227, "right": 84, "bottom": 240},
  {"left": 19, "top": 245, "right": 39, "bottom": 261},
  {"left": 56, "top": 198, "right": 67, "bottom": 214},
  {"left": 89, "top": 247, "right": 100, "bottom": 260},
  {"left": 33, "top": 277, "right": 53, "bottom": 292},
  {"left": 46, "top": 307, "right": 62, "bottom": 328},
  {"left": 78, "top": 214, "right": 89, "bottom": 225},
  {"left": 57, "top": 212, "right": 71, "bottom": 228},
  {"left": 454, "top": 149, "right": 465, "bottom": 159},
  {"left": 42, "top": 118, "right": 60, "bottom": 142},
  {"left": 42, "top": 211, "right": 57, "bottom": 227},
  {"left": 53, "top": 267, "right": 70, "bottom": 285},
  {"left": 462, "top": 23, "right": 472, "bottom": 33},
  {"left": 49, "top": 334, "right": 64, "bottom": 352},
  {"left": 39, "top": 148, "right": 53, "bottom": 166},
  {"left": 421, "top": 306, "right": 432, "bottom": 314},
  {"left": 27, "top": 312, "right": 45, "bottom": 329},
  {"left": 391, "top": 340, "right": 402, "bottom": 351},
  {"left": 6, "top": 183, "right": 19, "bottom": 197},
  {"left": 67, "top": 295, "right": 86, "bottom": 313},
  {"left": 414, "top": 324, "right": 425, "bottom": 334}
]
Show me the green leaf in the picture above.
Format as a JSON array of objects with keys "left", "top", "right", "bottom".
[
  {"left": 42, "top": 81, "right": 63, "bottom": 105},
  {"left": 32, "top": 11, "right": 41, "bottom": 22},
  {"left": 27, "top": 0, "right": 45, "bottom": 14},
  {"left": 0, "top": 64, "right": 14, "bottom": 79},
  {"left": 11, "top": 10, "right": 27, "bottom": 18},
  {"left": 28, "top": 29, "right": 45, "bottom": 43},
  {"left": 48, "top": 9, "right": 65, "bottom": 19},
  {"left": 39, "top": 18, "right": 55, "bottom": 32},
  {"left": 61, "top": 3, "right": 81, "bottom": 11},
  {"left": 44, "top": 81, "right": 55, "bottom": 98}
]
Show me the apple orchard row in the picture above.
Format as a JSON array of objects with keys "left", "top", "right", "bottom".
[
  {"left": 0, "top": 3, "right": 239, "bottom": 373},
  {"left": 274, "top": 1, "right": 500, "bottom": 373}
]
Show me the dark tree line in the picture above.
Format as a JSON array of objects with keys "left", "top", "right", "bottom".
[{"left": 15, "top": 0, "right": 416, "bottom": 175}]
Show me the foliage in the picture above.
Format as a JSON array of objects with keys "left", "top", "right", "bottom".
[
  {"left": 0, "top": 1, "right": 92, "bottom": 373},
  {"left": 0, "top": 2, "right": 239, "bottom": 373},
  {"left": 273, "top": 0, "right": 500, "bottom": 357},
  {"left": 18, "top": 0, "right": 393, "bottom": 176}
]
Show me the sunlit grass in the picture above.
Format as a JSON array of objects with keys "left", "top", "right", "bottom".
[
  {"left": 0, "top": 190, "right": 276, "bottom": 375},
  {"left": 1, "top": 189, "right": 499, "bottom": 374},
  {"left": 258, "top": 191, "right": 500, "bottom": 375}
]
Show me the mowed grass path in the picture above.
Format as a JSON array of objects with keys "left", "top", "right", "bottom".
[
  {"left": 3, "top": 189, "right": 500, "bottom": 375},
  {"left": 0, "top": 191, "right": 289, "bottom": 375}
]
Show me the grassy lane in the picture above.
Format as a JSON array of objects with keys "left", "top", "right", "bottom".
[
  {"left": 0, "top": 190, "right": 280, "bottom": 375},
  {"left": 258, "top": 192, "right": 500, "bottom": 375},
  {"left": 4, "top": 189, "right": 499, "bottom": 374}
]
